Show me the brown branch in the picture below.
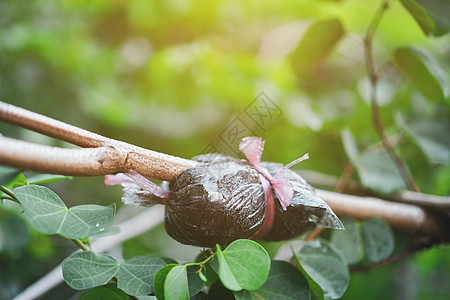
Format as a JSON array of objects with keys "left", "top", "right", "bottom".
[
  {"left": 0, "top": 101, "right": 447, "bottom": 240},
  {"left": 363, "top": 0, "right": 420, "bottom": 192},
  {"left": 0, "top": 101, "right": 198, "bottom": 181},
  {"left": 299, "top": 169, "right": 450, "bottom": 210},
  {"left": 393, "top": 191, "right": 450, "bottom": 210},
  {"left": 317, "top": 190, "right": 446, "bottom": 240}
]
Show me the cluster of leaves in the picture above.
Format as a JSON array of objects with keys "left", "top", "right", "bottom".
[
  {"left": 1, "top": 168, "right": 397, "bottom": 299},
  {"left": 288, "top": 3, "right": 449, "bottom": 196}
]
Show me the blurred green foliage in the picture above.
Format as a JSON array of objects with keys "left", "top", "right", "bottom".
[{"left": 1, "top": 0, "right": 449, "bottom": 299}]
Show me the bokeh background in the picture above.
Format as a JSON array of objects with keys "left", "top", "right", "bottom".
[{"left": 1, "top": 0, "right": 449, "bottom": 299}]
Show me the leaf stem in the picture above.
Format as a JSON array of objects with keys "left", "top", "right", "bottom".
[
  {"left": 72, "top": 239, "right": 90, "bottom": 251},
  {"left": 0, "top": 186, "right": 20, "bottom": 203},
  {"left": 364, "top": 0, "right": 420, "bottom": 192}
]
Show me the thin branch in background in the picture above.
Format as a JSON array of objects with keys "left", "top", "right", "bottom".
[
  {"left": 350, "top": 240, "right": 434, "bottom": 274},
  {"left": 334, "top": 163, "right": 355, "bottom": 194},
  {"left": 363, "top": 0, "right": 420, "bottom": 192}
]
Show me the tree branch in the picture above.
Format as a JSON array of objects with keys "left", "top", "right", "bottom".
[
  {"left": 363, "top": 0, "right": 420, "bottom": 192},
  {"left": 0, "top": 101, "right": 198, "bottom": 181},
  {"left": 0, "top": 101, "right": 448, "bottom": 240},
  {"left": 317, "top": 190, "right": 446, "bottom": 239}
]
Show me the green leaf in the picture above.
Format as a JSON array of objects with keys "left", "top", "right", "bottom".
[
  {"left": 393, "top": 47, "right": 447, "bottom": 102},
  {"left": 186, "top": 265, "right": 205, "bottom": 296},
  {"left": 417, "top": 0, "right": 450, "bottom": 36},
  {"left": 361, "top": 219, "right": 394, "bottom": 263},
  {"left": 0, "top": 166, "right": 21, "bottom": 186},
  {"left": 397, "top": 115, "right": 450, "bottom": 164},
  {"left": 116, "top": 256, "right": 165, "bottom": 296},
  {"left": 14, "top": 185, "right": 116, "bottom": 239},
  {"left": 213, "top": 246, "right": 240, "bottom": 291},
  {"left": 290, "top": 19, "right": 345, "bottom": 78},
  {"left": 341, "top": 129, "right": 406, "bottom": 194},
  {"left": 295, "top": 240, "right": 349, "bottom": 300},
  {"left": 14, "top": 185, "right": 67, "bottom": 235},
  {"left": 60, "top": 204, "right": 116, "bottom": 239},
  {"left": 294, "top": 254, "right": 324, "bottom": 300},
  {"left": 154, "top": 264, "right": 177, "bottom": 300},
  {"left": 90, "top": 227, "right": 121, "bottom": 240},
  {"left": 400, "top": 0, "right": 450, "bottom": 36},
  {"left": 212, "top": 240, "right": 271, "bottom": 291},
  {"left": 79, "top": 284, "right": 129, "bottom": 300},
  {"left": 234, "top": 260, "right": 310, "bottom": 300},
  {"left": 26, "top": 174, "right": 72, "bottom": 185},
  {"left": 9, "top": 173, "right": 27, "bottom": 187},
  {"left": 62, "top": 251, "right": 119, "bottom": 290},
  {"left": 359, "top": 148, "right": 407, "bottom": 194},
  {"left": 164, "top": 265, "right": 190, "bottom": 300},
  {"left": 331, "top": 219, "right": 362, "bottom": 265},
  {"left": 399, "top": 0, "right": 436, "bottom": 36}
]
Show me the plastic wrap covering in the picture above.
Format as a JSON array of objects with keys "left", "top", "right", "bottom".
[
  {"left": 106, "top": 138, "right": 343, "bottom": 248},
  {"left": 165, "top": 156, "right": 265, "bottom": 247},
  {"left": 164, "top": 155, "right": 342, "bottom": 247}
]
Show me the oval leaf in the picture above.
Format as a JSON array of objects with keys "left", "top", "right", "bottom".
[
  {"left": 116, "top": 256, "right": 166, "bottom": 296},
  {"left": 396, "top": 115, "right": 450, "bottom": 165},
  {"left": 164, "top": 265, "right": 190, "bottom": 300},
  {"left": 62, "top": 251, "right": 119, "bottom": 290},
  {"left": 295, "top": 239, "right": 349, "bottom": 300},
  {"left": 359, "top": 148, "right": 406, "bottom": 195},
  {"left": 361, "top": 218, "right": 394, "bottom": 263},
  {"left": 14, "top": 185, "right": 67, "bottom": 235},
  {"left": 154, "top": 264, "right": 177, "bottom": 300},
  {"left": 400, "top": 0, "right": 450, "bottom": 36},
  {"left": 234, "top": 260, "right": 310, "bottom": 300},
  {"left": 393, "top": 47, "right": 447, "bottom": 102},
  {"left": 26, "top": 174, "right": 72, "bottom": 185},
  {"left": 213, "top": 240, "right": 271, "bottom": 291},
  {"left": 399, "top": 0, "right": 436, "bottom": 36},
  {"left": 290, "top": 19, "right": 345, "bottom": 78},
  {"left": 59, "top": 204, "right": 116, "bottom": 239},
  {"left": 331, "top": 219, "right": 362, "bottom": 265}
]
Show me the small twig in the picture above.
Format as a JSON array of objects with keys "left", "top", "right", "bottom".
[
  {"left": 305, "top": 227, "right": 323, "bottom": 242},
  {"left": 334, "top": 163, "right": 355, "bottom": 193},
  {"left": 363, "top": 1, "right": 419, "bottom": 192}
]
